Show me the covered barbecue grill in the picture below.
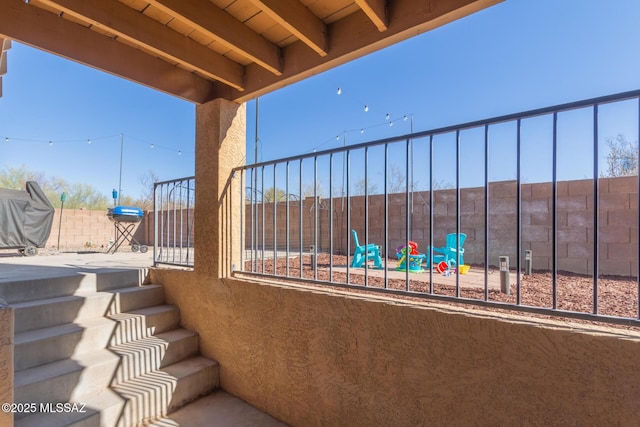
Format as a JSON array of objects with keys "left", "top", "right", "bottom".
[
  {"left": 0, "top": 181, "right": 54, "bottom": 256},
  {"left": 106, "top": 205, "right": 148, "bottom": 253}
]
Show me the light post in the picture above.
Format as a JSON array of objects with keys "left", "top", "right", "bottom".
[
  {"left": 57, "top": 192, "right": 66, "bottom": 250},
  {"left": 499, "top": 256, "right": 510, "bottom": 294}
]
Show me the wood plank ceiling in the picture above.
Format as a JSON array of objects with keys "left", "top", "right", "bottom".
[{"left": 0, "top": 0, "right": 502, "bottom": 104}]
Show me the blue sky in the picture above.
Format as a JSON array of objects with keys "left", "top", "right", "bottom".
[{"left": 2, "top": 0, "right": 640, "bottom": 200}]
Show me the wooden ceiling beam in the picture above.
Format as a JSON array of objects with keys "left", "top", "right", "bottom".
[
  {"left": 0, "top": 0, "right": 230, "bottom": 103},
  {"left": 35, "top": 0, "right": 246, "bottom": 90},
  {"left": 147, "top": 0, "right": 282, "bottom": 75},
  {"left": 236, "top": 0, "right": 503, "bottom": 102},
  {"left": 355, "top": 0, "right": 388, "bottom": 31},
  {"left": 250, "top": 0, "right": 328, "bottom": 56}
]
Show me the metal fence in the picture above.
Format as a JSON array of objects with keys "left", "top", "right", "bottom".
[
  {"left": 235, "top": 89, "right": 640, "bottom": 327},
  {"left": 154, "top": 176, "right": 195, "bottom": 267}
]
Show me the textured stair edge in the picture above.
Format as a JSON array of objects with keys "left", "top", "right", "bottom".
[
  {"left": 110, "top": 329, "right": 200, "bottom": 384},
  {"left": 112, "top": 356, "right": 219, "bottom": 426},
  {"left": 108, "top": 305, "right": 181, "bottom": 346}
]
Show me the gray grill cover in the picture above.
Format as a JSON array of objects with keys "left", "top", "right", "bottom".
[{"left": 0, "top": 181, "right": 54, "bottom": 248}]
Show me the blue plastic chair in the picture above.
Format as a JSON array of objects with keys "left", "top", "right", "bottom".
[
  {"left": 351, "top": 230, "right": 382, "bottom": 269},
  {"left": 427, "top": 233, "right": 466, "bottom": 267}
]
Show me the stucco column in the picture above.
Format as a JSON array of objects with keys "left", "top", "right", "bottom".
[{"left": 195, "top": 98, "right": 246, "bottom": 278}]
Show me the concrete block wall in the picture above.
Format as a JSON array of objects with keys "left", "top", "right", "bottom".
[
  {"left": 42, "top": 208, "right": 147, "bottom": 251},
  {"left": 247, "top": 176, "right": 638, "bottom": 276}
]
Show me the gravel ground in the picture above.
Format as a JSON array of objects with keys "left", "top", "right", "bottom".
[{"left": 245, "top": 254, "right": 640, "bottom": 330}]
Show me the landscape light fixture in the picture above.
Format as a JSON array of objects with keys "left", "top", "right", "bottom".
[{"left": 499, "top": 256, "right": 510, "bottom": 295}]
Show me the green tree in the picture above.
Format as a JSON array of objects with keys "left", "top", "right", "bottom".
[
  {"left": 604, "top": 134, "right": 638, "bottom": 177},
  {"left": 0, "top": 165, "right": 110, "bottom": 209},
  {"left": 0, "top": 165, "right": 44, "bottom": 190},
  {"left": 263, "top": 187, "right": 288, "bottom": 202}
]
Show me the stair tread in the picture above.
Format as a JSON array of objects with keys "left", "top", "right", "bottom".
[
  {"left": 147, "top": 391, "right": 287, "bottom": 427},
  {"left": 108, "top": 303, "right": 177, "bottom": 319},
  {"left": 14, "top": 348, "right": 117, "bottom": 387},
  {"left": 14, "top": 316, "right": 115, "bottom": 346},
  {"left": 15, "top": 388, "right": 124, "bottom": 427},
  {"left": 110, "top": 328, "right": 197, "bottom": 353},
  {"left": 112, "top": 355, "right": 218, "bottom": 395}
]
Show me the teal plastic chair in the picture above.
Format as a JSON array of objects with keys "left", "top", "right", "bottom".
[
  {"left": 351, "top": 230, "right": 383, "bottom": 269},
  {"left": 427, "top": 233, "right": 466, "bottom": 267}
]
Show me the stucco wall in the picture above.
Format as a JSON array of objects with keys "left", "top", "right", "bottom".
[
  {"left": 0, "top": 299, "right": 13, "bottom": 427},
  {"left": 150, "top": 268, "right": 640, "bottom": 426}
]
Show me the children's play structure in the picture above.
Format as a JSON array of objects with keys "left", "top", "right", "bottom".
[
  {"left": 351, "top": 231, "right": 468, "bottom": 274},
  {"left": 350, "top": 229, "right": 383, "bottom": 269}
]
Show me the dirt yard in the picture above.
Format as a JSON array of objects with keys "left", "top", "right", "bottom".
[{"left": 244, "top": 254, "right": 640, "bottom": 329}]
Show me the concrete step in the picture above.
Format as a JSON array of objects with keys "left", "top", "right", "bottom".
[
  {"left": 14, "top": 349, "right": 120, "bottom": 419},
  {"left": 13, "top": 287, "right": 170, "bottom": 333},
  {"left": 111, "top": 329, "right": 199, "bottom": 384},
  {"left": 14, "top": 328, "right": 200, "bottom": 407},
  {"left": 106, "top": 285, "right": 165, "bottom": 314},
  {"left": 16, "top": 356, "right": 219, "bottom": 427},
  {"left": 112, "top": 356, "right": 219, "bottom": 426},
  {"left": 0, "top": 268, "right": 147, "bottom": 304},
  {"left": 14, "top": 300, "right": 176, "bottom": 371},
  {"left": 15, "top": 388, "right": 125, "bottom": 427},
  {"left": 14, "top": 317, "right": 116, "bottom": 371},
  {"left": 108, "top": 305, "right": 181, "bottom": 346},
  {"left": 148, "top": 391, "right": 288, "bottom": 427}
]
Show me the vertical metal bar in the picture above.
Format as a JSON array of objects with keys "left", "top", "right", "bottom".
[
  {"left": 552, "top": 112, "right": 558, "bottom": 309},
  {"left": 429, "top": 134, "right": 434, "bottom": 294},
  {"left": 178, "top": 181, "right": 184, "bottom": 264},
  {"left": 638, "top": 97, "right": 640, "bottom": 320},
  {"left": 314, "top": 155, "right": 318, "bottom": 281},
  {"left": 273, "top": 165, "right": 278, "bottom": 275},
  {"left": 300, "top": 160, "right": 304, "bottom": 278},
  {"left": 186, "top": 179, "right": 192, "bottom": 265},
  {"left": 250, "top": 168, "right": 255, "bottom": 272},
  {"left": 384, "top": 143, "right": 389, "bottom": 289},
  {"left": 261, "top": 165, "right": 265, "bottom": 274},
  {"left": 329, "top": 153, "right": 334, "bottom": 282},
  {"left": 286, "top": 161, "right": 290, "bottom": 277},
  {"left": 364, "top": 146, "right": 369, "bottom": 287},
  {"left": 516, "top": 119, "right": 522, "bottom": 305},
  {"left": 455, "top": 129, "right": 461, "bottom": 297},
  {"left": 172, "top": 182, "right": 177, "bottom": 264},
  {"left": 593, "top": 104, "right": 600, "bottom": 315},
  {"left": 346, "top": 150, "right": 351, "bottom": 283},
  {"left": 405, "top": 138, "right": 410, "bottom": 290},
  {"left": 484, "top": 125, "right": 490, "bottom": 301},
  {"left": 153, "top": 183, "right": 159, "bottom": 265},
  {"left": 239, "top": 171, "right": 244, "bottom": 272}
]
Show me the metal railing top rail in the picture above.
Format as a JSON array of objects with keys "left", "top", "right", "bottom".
[{"left": 235, "top": 88, "right": 640, "bottom": 171}]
